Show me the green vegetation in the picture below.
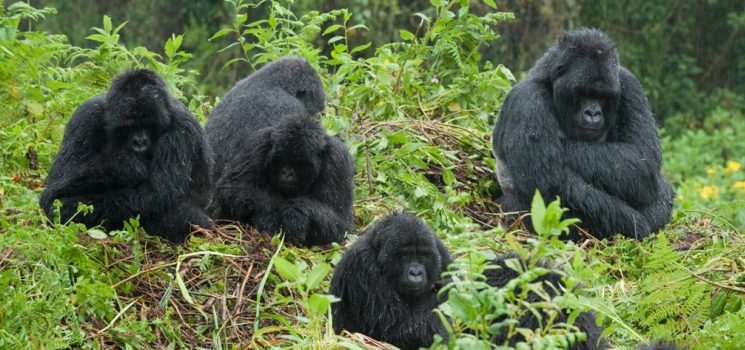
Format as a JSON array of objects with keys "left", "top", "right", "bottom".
[{"left": 1, "top": 1, "right": 743, "bottom": 349}]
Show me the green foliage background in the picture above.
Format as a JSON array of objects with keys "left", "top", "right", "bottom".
[{"left": 0, "top": 0, "right": 744, "bottom": 349}]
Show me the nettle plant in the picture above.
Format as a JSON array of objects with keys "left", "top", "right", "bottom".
[
  {"left": 214, "top": 0, "right": 515, "bottom": 232},
  {"left": 434, "top": 192, "right": 619, "bottom": 349}
]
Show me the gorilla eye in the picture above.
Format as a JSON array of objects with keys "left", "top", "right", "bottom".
[
  {"left": 296, "top": 89, "right": 307, "bottom": 99},
  {"left": 555, "top": 64, "right": 567, "bottom": 76}
]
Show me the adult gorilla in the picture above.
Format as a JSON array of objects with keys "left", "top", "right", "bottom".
[
  {"left": 40, "top": 69, "right": 211, "bottom": 242},
  {"left": 207, "top": 57, "right": 354, "bottom": 246},
  {"left": 329, "top": 213, "right": 452, "bottom": 349},
  {"left": 492, "top": 28, "right": 674, "bottom": 240},
  {"left": 206, "top": 56, "right": 326, "bottom": 181}
]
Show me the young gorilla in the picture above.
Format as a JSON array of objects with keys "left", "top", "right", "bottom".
[
  {"left": 492, "top": 28, "right": 674, "bottom": 240},
  {"left": 40, "top": 69, "right": 212, "bottom": 242},
  {"left": 207, "top": 57, "right": 354, "bottom": 246},
  {"left": 329, "top": 213, "right": 452, "bottom": 350},
  {"left": 486, "top": 254, "right": 607, "bottom": 350}
]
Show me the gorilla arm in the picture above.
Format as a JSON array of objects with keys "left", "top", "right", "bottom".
[
  {"left": 211, "top": 132, "right": 283, "bottom": 232},
  {"left": 561, "top": 68, "right": 662, "bottom": 207},
  {"left": 288, "top": 138, "right": 354, "bottom": 245},
  {"left": 495, "top": 81, "right": 652, "bottom": 238}
]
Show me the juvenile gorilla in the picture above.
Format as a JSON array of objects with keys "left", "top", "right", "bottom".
[
  {"left": 329, "top": 213, "right": 452, "bottom": 350},
  {"left": 206, "top": 56, "right": 326, "bottom": 181},
  {"left": 207, "top": 57, "right": 353, "bottom": 246},
  {"left": 485, "top": 254, "right": 607, "bottom": 349},
  {"left": 40, "top": 69, "right": 212, "bottom": 242},
  {"left": 492, "top": 28, "right": 674, "bottom": 239}
]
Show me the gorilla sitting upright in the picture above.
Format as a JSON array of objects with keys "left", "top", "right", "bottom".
[
  {"left": 329, "top": 213, "right": 452, "bottom": 350},
  {"left": 40, "top": 69, "right": 212, "bottom": 242},
  {"left": 207, "top": 57, "right": 354, "bottom": 246},
  {"left": 492, "top": 28, "right": 674, "bottom": 240}
]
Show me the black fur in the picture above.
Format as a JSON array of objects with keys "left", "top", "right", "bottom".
[
  {"left": 206, "top": 56, "right": 325, "bottom": 181},
  {"left": 485, "top": 254, "right": 607, "bottom": 349},
  {"left": 206, "top": 57, "right": 353, "bottom": 246},
  {"left": 492, "top": 28, "right": 674, "bottom": 240},
  {"left": 329, "top": 213, "right": 452, "bottom": 350},
  {"left": 40, "top": 69, "right": 212, "bottom": 242}
]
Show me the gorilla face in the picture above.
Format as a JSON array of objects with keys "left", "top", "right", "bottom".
[
  {"left": 127, "top": 129, "right": 153, "bottom": 155},
  {"left": 551, "top": 36, "right": 621, "bottom": 142},
  {"left": 110, "top": 125, "right": 159, "bottom": 160},
  {"left": 270, "top": 158, "right": 320, "bottom": 196},
  {"left": 265, "top": 115, "right": 327, "bottom": 197},
  {"left": 391, "top": 246, "right": 437, "bottom": 295},
  {"left": 371, "top": 216, "right": 443, "bottom": 298}
]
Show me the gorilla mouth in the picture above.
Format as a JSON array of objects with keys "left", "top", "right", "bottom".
[{"left": 579, "top": 125, "right": 603, "bottom": 131}]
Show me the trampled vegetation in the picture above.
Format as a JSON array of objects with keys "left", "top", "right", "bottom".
[{"left": 0, "top": 1, "right": 744, "bottom": 349}]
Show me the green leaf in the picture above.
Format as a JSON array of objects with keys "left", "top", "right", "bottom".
[
  {"left": 531, "top": 190, "right": 547, "bottom": 235},
  {"left": 210, "top": 28, "right": 233, "bottom": 41},
  {"left": 323, "top": 24, "right": 343, "bottom": 35},
  {"left": 305, "top": 263, "right": 332, "bottom": 290},
  {"left": 87, "top": 229, "right": 108, "bottom": 240},
  {"left": 351, "top": 42, "right": 372, "bottom": 54},
  {"left": 399, "top": 29, "right": 416, "bottom": 41},
  {"left": 273, "top": 256, "right": 299, "bottom": 281},
  {"left": 308, "top": 293, "right": 333, "bottom": 314},
  {"left": 103, "top": 15, "right": 112, "bottom": 33},
  {"left": 484, "top": 0, "right": 497, "bottom": 8}
]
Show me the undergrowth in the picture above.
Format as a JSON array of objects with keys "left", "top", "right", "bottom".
[{"left": 0, "top": 1, "right": 743, "bottom": 349}]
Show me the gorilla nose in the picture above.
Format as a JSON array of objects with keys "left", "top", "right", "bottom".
[
  {"left": 131, "top": 134, "right": 150, "bottom": 152},
  {"left": 280, "top": 167, "right": 296, "bottom": 181},
  {"left": 407, "top": 266, "right": 425, "bottom": 283},
  {"left": 582, "top": 108, "right": 603, "bottom": 128}
]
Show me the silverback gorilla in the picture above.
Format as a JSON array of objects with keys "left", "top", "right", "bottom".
[
  {"left": 329, "top": 213, "right": 452, "bottom": 350},
  {"left": 492, "top": 28, "right": 674, "bottom": 239},
  {"left": 206, "top": 57, "right": 354, "bottom": 246},
  {"left": 40, "top": 69, "right": 212, "bottom": 242}
]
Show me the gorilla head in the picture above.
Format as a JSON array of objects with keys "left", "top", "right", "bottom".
[
  {"left": 550, "top": 29, "right": 621, "bottom": 142},
  {"left": 329, "top": 213, "right": 452, "bottom": 349},
  {"left": 257, "top": 56, "right": 326, "bottom": 115},
  {"left": 104, "top": 69, "right": 171, "bottom": 159},
  {"left": 370, "top": 214, "right": 445, "bottom": 297},
  {"left": 264, "top": 115, "right": 329, "bottom": 196}
]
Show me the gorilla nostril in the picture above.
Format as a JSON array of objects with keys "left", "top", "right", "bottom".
[{"left": 408, "top": 266, "right": 424, "bottom": 277}]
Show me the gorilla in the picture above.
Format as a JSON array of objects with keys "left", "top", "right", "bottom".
[
  {"left": 206, "top": 56, "right": 326, "bottom": 181},
  {"left": 491, "top": 28, "right": 674, "bottom": 240},
  {"left": 40, "top": 69, "right": 212, "bottom": 242},
  {"left": 329, "top": 213, "right": 452, "bottom": 350},
  {"left": 206, "top": 57, "right": 354, "bottom": 246},
  {"left": 485, "top": 254, "right": 607, "bottom": 349}
]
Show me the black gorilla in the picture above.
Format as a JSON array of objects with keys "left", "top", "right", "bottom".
[
  {"left": 40, "top": 69, "right": 212, "bottom": 242},
  {"left": 492, "top": 28, "right": 674, "bottom": 240},
  {"left": 329, "top": 213, "right": 452, "bottom": 350},
  {"left": 485, "top": 254, "right": 607, "bottom": 349},
  {"left": 206, "top": 56, "right": 326, "bottom": 181},
  {"left": 206, "top": 57, "right": 354, "bottom": 246}
]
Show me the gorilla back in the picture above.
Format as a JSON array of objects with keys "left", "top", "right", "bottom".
[
  {"left": 40, "top": 69, "right": 212, "bottom": 242},
  {"left": 492, "top": 28, "right": 674, "bottom": 240},
  {"left": 205, "top": 56, "right": 325, "bottom": 181}
]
